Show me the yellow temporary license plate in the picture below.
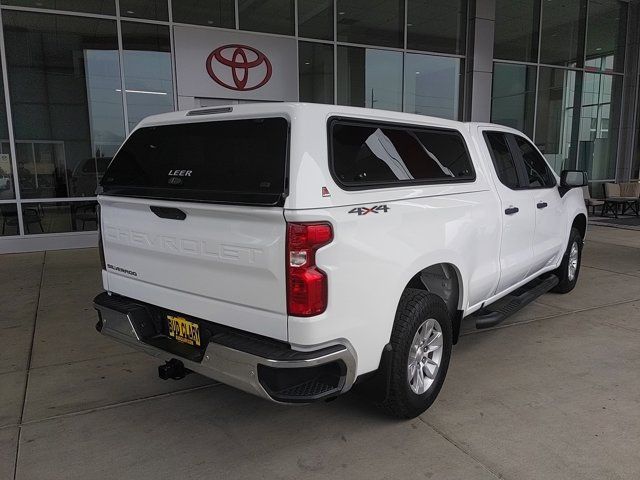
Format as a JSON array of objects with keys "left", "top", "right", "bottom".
[{"left": 167, "top": 315, "right": 201, "bottom": 347}]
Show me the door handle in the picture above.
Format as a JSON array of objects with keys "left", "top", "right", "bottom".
[
  {"left": 150, "top": 206, "right": 186, "bottom": 220},
  {"left": 537, "top": 202, "right": 548, "bottom": 209},
  {"left": 505, "top": 207, "right": 519, "bottom": 215}
]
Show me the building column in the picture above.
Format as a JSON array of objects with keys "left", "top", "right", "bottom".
[
  {"left": 463, "top": 0, "right": 496, "bottom": 122},
  {"left": 616, "top": 0, "right": 640, "bottom": 182}
]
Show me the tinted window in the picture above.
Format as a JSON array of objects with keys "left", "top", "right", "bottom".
[
  {"left": 101, "top": 118, "right": 289, "bottom": 206},
  {"left": 514, "top": 136, "right": 556, "bottom": 188},
  {"left": 331, "top": 121, "right": 474, "bottom": 188},
  {"left": 485, "top": 132, "right": 520, "bottom": 189}
]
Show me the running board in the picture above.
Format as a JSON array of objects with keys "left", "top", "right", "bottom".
[{"left": 473, "top": 275, "right": 559, "bottom": 329}]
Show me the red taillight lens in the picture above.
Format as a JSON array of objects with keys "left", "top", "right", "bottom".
[{"left": 286, "top": 222, "right": 333, "bottom": 317}]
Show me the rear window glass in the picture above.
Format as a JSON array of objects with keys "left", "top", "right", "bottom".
[
  {"left": 101, "top": 117, "right": 289, "bottom": 205},
  {"left": 330, "top": 120, "right": 474, "bottom": 188}
]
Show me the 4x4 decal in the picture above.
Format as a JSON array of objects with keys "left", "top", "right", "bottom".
[{"left": 348, "top": 205, "right": 390, "bottom": 216}]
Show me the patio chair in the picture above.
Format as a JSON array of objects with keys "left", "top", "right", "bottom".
[
  {"left": 0, "top": 204, "right": 43, "bottom": 234},
  {"left": 603, "top": 182, "right": 640, "bottom": 218},
  {"left": 582, "top": 185, "right": 604, "bottom": 215}
]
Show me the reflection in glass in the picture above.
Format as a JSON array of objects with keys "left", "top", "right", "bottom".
[
  {"left": 2, "top": 0, "right": 115, "bottom": 15},
  {"left": 121, "top": 22, "right": 174, "bottom": 132},
  {"left": 0, "top": 203, "right": 19, "bottom": 236},
  {"left": 585, "top": 0, "right": 627, "bottom": 73},
  {"left": 337, "top": 0, "right": 404, "bottom": 48},
  {"left": 172, "top": 0, "right": 235, "bottom": 28},
  {"left": 239, "top": 0, "right": 294, "bottom": 35},
  {"left": 403, "top": 54, "right": 461, "bottom": 120},
  {"left": 535, "top": 67, "right": 579, "bottom": 173},
  {"left": 21, "top": 201, "right": 98, "bottom": 234},
  {"left": 407, "top": 0, "right": 467, "bottom": 55},
  {"left": 491, "top": 63, "right": 536, "bottom": 136},
  {"left": 494, "top": 0, "right": 539, "bottom": 62},
  {"left": 119, "top": 0, "right": 169, "bottom": 21},
  {"left": 3, "top": 12, "right": 125, "bottom": 199},
  {"left": 577, "top": 73, "right": 621, "bottom": 180},
  {"left": 0, "top": 68, "right": 13, "bottom": 199},
  {"left": 540, "top": 0, "right": 586, "bottom": 66},
  {"left": 298, "top": 0, "right": 333, "bottom": 40},
  {"left": 299, "top": 42, "right": 334, "bottom": 104},
  {"left": 337, "top": 47, "right": 402, "bottom": 112}
]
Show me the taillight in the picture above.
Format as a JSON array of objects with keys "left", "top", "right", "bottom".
[
  {"left": 286, "top": 222, "right": 333, "bottom": 317},
  {"left": 96, "top": 203, "right": 106, "bottom": 270}
]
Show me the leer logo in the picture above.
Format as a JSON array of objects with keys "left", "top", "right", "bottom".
[{"left": 206, "top": 44, "right": 272, "bottom": 91}]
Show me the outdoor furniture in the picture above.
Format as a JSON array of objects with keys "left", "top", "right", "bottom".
[
  {"left": 582, "top": 186, "right": 604, "bottom": 215},
  {"left": 71, "top": 203, "right": 98, "bottom": 231},
  {"left": 0, "top": 204, "right": 43, "bottom": 234},
  {"left": 602, "top": 182, "right": 640, "bottom": 218}
]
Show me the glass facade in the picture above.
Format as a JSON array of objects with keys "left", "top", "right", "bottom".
[
  {"left": 491, "top": 63, "right": 536, "bottom": 137},
  {"left": 4, "top": 11, "right": 123, "bottom": 207},
  {"left": 403, "top": 54, "right": 462, "bottom": 120},
  {"left": 337, "top": 0, "right": 404, "bottom": 48},
  {"left": 299, "top": 42, "right": 334, "bottom": 104},
  {"left": 0, "top": 0, "right": 636, "bottom": 248},
  {"left": 492, "top": 0, "right": 628, "bottom": 186},
  {"left": 337, "top": 46, "right": 403, "bottom": 111},
  {"left": 407, "top": 0, "right": 467, "bottom": 55},
  {"left": 494, "top": 0, "right": 539, "bottom": 62},
  {"left": 121, "top": 21, "right": 173, "bottom": 131}
]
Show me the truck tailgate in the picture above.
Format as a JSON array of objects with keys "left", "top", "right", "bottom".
[{"left": 100, "top": 196, "right": 288, "bottom": 340}]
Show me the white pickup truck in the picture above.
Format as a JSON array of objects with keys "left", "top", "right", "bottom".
[{"left": 94, "top": 103, "right": 588, "bottom": 418}]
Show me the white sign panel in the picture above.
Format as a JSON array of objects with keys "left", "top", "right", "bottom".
[{"left": 174, "top": 26, "right": 298, "bottom": 102}]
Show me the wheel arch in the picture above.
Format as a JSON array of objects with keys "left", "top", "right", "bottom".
[
  {"left": 572, "top": 213, "right": 587, "bottom": 240},
  {"left": 401, "top": 262, "right": 465, "bottom": 345}
]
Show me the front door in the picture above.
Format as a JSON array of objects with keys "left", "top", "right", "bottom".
[
  {"left": 511, "top": 134, "right": 565, "bottom": 273},
  {"left": 481, "top": 130, "right": 536, "bottom": 294}
]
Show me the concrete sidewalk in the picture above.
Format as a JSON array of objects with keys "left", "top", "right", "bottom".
[{"left": 1, "top": 225, "right": 639, "bottom": 479}]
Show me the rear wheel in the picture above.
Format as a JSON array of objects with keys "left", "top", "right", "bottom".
[
  {"left": 380, "top": 289, "right": 452, "bottom": 419},
  {"left": 551, "top": 227, "right": 583, "bottom": 294}
]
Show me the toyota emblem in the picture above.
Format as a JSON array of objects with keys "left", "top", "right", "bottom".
[{"left": 206, "top": 44, "right": 273, "bottom": 91}]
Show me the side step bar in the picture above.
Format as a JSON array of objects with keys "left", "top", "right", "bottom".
[{"left": 473, "top": 274, "right": 559, "bottom": 329}]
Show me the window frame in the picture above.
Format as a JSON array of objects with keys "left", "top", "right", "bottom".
[
  {"left": 327, "top": 116, "right": 476, "bottom": 191},
  {"left": 483, "top": 130, "right": 557, "bottom": 191},
  {"left": 483, "top": 131, "right": 522, "bottom": 190}
]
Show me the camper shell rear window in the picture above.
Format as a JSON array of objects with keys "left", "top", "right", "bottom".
[{"left": 101, "top": 117, "right": 289, "bottom": 206}]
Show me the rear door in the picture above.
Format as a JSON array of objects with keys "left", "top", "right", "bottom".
[
  {"left": 482, "top": 130, "right": 536, "bottom": 294},
  {"left": 99, "top": 116, "right": 290, "bottom": 340}
]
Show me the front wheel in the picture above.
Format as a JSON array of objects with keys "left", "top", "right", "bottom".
[
  {"left": 551, "top": 227, "right": 583, "bottom": 294},
  {"left": 380, "top": 289, "right": 452, "bottom": 419}
]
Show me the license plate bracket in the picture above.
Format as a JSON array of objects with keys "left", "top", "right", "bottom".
[{"left": 167, "top": 315, "right": 201, "bottom": 347}]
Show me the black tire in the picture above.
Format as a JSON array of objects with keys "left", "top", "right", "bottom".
[
  {"left": 551, "top": 227, "right": 583, "bottom": 294},
  {"left": 380, "top": 289, "right": 452, "bottom": 419}
]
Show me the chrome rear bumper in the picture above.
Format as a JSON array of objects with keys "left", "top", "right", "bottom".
[{"left": 94, "top": 292, "right": 357, "bottom": 403}]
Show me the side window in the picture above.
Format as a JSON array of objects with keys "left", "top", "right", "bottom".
[
  {"left": 513, "top": 136, "right": 556, "bottom": 188},
  {"left": 484, "top": 132, "right": 520, "bottom": 189},
  {"left": 330, "top": 121, "right": 475, "bottom": 188}
]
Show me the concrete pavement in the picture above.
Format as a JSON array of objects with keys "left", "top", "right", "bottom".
[{"left": 1, "top": 225, "right": 639, "bottom": 479}]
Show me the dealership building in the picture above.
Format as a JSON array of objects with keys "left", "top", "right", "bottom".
[{"left": 0, "top": 0, "right": 636, "bottom": 252}]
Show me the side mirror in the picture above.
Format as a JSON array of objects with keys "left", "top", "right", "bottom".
[{"left": 559, "top": 170, "right": 588, "bottom": 196}]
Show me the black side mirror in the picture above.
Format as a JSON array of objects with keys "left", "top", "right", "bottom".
[{"left": 559, "top": 170, "right": 588, "bottom": 197}]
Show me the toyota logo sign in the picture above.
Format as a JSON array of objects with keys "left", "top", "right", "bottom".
[{"left": 206, "top": 44, "right": 273, "bottom": 91}]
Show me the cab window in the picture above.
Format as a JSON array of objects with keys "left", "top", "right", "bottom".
[
  {"left": 484, "top": 132, "right": 520, "bottom": 189},
  {"left": 513, "top": 136, "right": 556, "bottom": 188}
]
